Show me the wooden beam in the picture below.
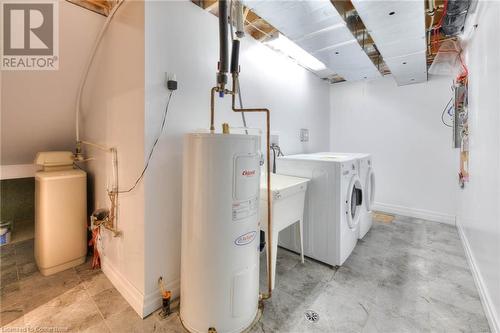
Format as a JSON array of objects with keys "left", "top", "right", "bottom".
[
  {"left": 66, "top": 0, "right": 114, "bottom": 16},
  {"left": 203, "top": 0, "right": 218, "bottom": 11}
]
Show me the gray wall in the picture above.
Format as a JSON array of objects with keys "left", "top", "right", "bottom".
[{"left": 1, "top": 2, "right": 103, "bottom": 165}]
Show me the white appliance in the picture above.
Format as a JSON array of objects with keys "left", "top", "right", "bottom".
[
  {"left": 276, "top": 154, "right": 363, "bottom": 266},
  {"left": 34, "top": 151, "right": 87, "bottom": 276},
  {"left": 181, "top": 132, "right": 261, "bottom": 333},
  {"left": 356, "top": 154, "right": 375, "bottom": 239},
  {"left": 313, "top": 152, "right": 375, "bottom": 239}
]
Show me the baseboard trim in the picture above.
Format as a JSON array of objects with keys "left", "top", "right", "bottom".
[
  {"left": 457, "top": 219, "right": 499, "bottom": 333},
  {"left": 101, "top": 257, "right": 145, "bottom": 318},
  {"left": 143, "top": 278, "right": 180, "bottom": 317},
  {"left": 101, "top": 257, "right": 181, "bottom": 318},
  {"left": 372, "top": 202, "right": 456, "bottom": 225}
]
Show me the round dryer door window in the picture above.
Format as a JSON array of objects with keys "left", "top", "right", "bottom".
[{"left": 346, "top": 176, "right": 363, "bottom": 229}]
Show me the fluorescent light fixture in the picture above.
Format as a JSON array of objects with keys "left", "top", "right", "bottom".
[{"left": 264, "top": 33, "right": 326, "bottom": 71}]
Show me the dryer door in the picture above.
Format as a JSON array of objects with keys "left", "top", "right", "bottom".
[{"left": 346, "top": 176, "right": 363, "bottom": 230}]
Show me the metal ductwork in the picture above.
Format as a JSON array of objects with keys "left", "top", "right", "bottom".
[{"left": 441, "top": 0, "right": 471, "bottom": 36}]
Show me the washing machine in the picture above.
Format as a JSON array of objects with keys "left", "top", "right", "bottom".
[
  {"left": 276, "top": 154, "right": 363, "bottom": 266},
  {"left": 356, "top": 154, "right": 375, "bottom": 239},
  {"left": 312, "top": 152, "right": 375, "bottom": 239}
]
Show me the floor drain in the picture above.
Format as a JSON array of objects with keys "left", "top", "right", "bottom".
[{"left": 304, "top": 310, "right": 319, "bottom": 323}]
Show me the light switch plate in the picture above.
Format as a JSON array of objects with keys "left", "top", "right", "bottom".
[{"left": 300, "top": 128, "right": 309, "bottom": 142}]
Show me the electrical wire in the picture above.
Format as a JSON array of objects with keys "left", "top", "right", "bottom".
[
  {"left": 116, "top": 91, "right": 174, "bottom": 193},
  {"left": 441, "top": 97, "right": 454, "bottom": 127},
  {"left": 429, "top": 0, "right": 469, "bottom": 83}
]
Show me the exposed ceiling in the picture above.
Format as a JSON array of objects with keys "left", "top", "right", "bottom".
[
  {"left": 351, "top": 0, "right": 427, "bottom": 85},
  {"left": 242, "top": 0, "right": 382, "bottom": 82},
  {"left": 69, "top": 0, "right": 455, "bottom": 86}
]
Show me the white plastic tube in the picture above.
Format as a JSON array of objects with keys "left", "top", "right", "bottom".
[{"left": 75, "top": 0, "right": 125, "bottom": 142}]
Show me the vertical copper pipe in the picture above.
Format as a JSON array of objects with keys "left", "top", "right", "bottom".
[
  {"left": 210, "top": 87, "right": 217, "bottom": 132},
  {"left": 208, "top": 77, "right": 273, "bottom": 299},
  {"left": 230, "top": 75, "right": 273, "bottom": 299}
]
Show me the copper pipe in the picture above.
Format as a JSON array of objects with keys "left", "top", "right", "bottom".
[
  {"left": 230, "top": 75, "right": 272, "bottom": 299},
  {"left": 208, "top": 76, "right": 273, "bottom": 299},
  {"left": 210, "top": 86, "right": 233, "bottom": 133},
  {"left": 210, "top": 87, "right": 217, "bottom": 132}
]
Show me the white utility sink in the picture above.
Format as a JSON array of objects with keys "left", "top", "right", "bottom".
[{"left": 260, "top": 173, "right": 309, "bottom": 290}]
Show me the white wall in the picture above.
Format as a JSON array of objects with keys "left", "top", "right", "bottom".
[
  {"left": 456, "top": 1, "right": 500, "bottom": 331},
  {"left": 330, "top": 75, "right": 456, "bottom": 223},
  {"left": 80, "top": 0, "right": 147, "bottom": 315},
  {"left": 144, "top": 0, "right": 330, "bottom": 314},
  {"left": 1, "top": 2, "right": 103, "bottom": 166}
]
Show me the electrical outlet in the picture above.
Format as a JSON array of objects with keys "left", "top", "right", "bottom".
[
  {"left": 165, "top": 72, "right": 178, "bottom": 91},
  {"left": 300, "top": 128, "right": 309, "bottom": 142}
]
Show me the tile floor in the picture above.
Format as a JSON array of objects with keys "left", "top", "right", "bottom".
[{"left": 0, "top": 215, "right": 491, "bottom": 332}]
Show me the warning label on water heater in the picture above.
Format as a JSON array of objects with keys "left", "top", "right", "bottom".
[
  {"left": 232, "top": 154, "right": 259, "bottom": 221},
  {"left": 232, "top": 198, "right": 258, "bottom": 221}
]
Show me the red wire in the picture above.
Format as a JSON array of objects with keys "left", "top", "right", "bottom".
[
  {"left": 89, "top": 227, "right": 101, "bottom": 269},
  {"left": 437, "top": 0, "right": 448, "bottom": 28},
  {"left": 436, "top": 49, "right": 469, "bottom": 80},
  {"left": 431, "top": 0, "right": 448, "bottom": 53},
  {"left": 430, "top": 0, "right": 468, "bottom": 82}
]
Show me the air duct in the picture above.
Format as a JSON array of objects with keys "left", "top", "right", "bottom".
[{"left": 441, "top": 0, "right": 471, "bottom": 36}]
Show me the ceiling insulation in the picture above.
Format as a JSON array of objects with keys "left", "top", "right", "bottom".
[
  {"left": 244, "top": 1, "right": 345, "bottom": 40},
  {"left": 242, "top": 0, "right": 381, "bottom": 82},
  {"left": 351, "top": 0, "right": 427, "bottom": 85}
]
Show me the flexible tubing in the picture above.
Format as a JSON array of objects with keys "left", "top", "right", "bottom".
[
  {"left": 229, "top": 1, "right": 248, "bottom": 129},
  {"left": 75, "top": 0, "right": 125, "bottom": 142}
]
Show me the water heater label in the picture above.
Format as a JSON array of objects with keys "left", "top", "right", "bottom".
[
  {"left": 232, "top": 197, "right": 258, "bottom": 221},
  {"left": 234, "top": 231, "right": 256, "bottom": 246},
  {"left": 234, "top": 154, "right": 260, "bottom": 201}
]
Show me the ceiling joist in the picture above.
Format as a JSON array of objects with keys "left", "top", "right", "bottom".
[{"left": 66, "top": 0, "right": 117, "bottom": 16}]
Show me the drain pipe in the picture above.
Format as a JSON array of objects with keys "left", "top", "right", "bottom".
[{"left": 73, "top": 1, "right": 125, "bottom": 238}]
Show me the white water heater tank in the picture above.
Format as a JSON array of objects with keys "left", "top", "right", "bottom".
[{"left": 181, "top": 132, "right": 261, "bottom": 333}]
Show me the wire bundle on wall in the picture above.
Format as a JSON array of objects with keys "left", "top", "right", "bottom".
[
  {"left": 429, "top": 0, "right": 470, "bottom": 187},
  {"left": 74, "top": 0, "right": 176, "bottom": 246},
  {"left": 116, "top": 91, "right": 174, "bottom": 194}
]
